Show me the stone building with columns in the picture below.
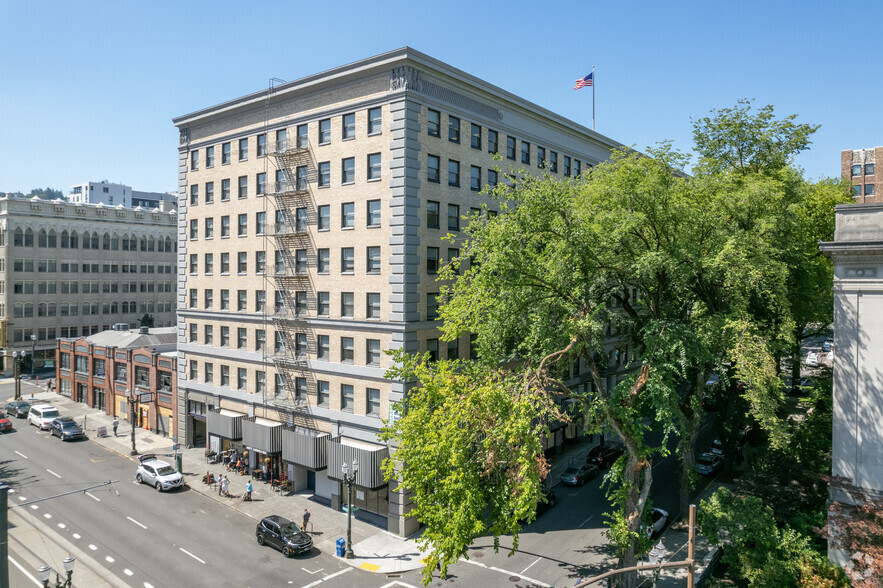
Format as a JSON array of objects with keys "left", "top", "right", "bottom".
[{"left": 172, "top": 47, "right": 630, "bottom": 535}]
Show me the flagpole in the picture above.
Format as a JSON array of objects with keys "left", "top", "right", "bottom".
[{"left": 592, "top": 65, "right": 595, "bottom": 132}]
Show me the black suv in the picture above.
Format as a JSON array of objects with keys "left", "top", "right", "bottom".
[
  {"left": 5, "top": 400, "right": 30, "bottom": 418},
  {"left": 256, "top": 515, "right": 313, "bottom": 557},
  {"left": 49, "top": 417, "right": 85, "bottom": 441},
  {"left": 586, "top": 445, "right": 625, "bottom": 469}
]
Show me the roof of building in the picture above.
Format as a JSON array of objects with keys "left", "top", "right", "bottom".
[{"left": 82, "top": 327, "right": 178, "bottom": 350}]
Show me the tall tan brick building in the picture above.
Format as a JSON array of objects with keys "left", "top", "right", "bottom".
[
  {"left": 173, "top": 48, "right": 628, "bottom": 535},
  {"left": 842, "top": 147, "right": 882, "bottom": 203}
]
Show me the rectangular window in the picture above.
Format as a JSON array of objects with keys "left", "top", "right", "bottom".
[
  {"left": 222, "top": 142, "right": 231, "bottom": 164},
  {"left": 522, "top": 141, "right": 530, "bottom": 164},
  {"left": 367, "top": 339, "right": 381, "bottom": 366},
  {"left": 342, "top": 113, "right": 355, "bottom": 139},
  {"left": 427, "top": 154, "right": 440, "bottom": 183},
  {"left": 238, "top": 138, "right": 248, "bottom": 161},
  {"left": 487, "top": 129, "right": 498, "bottom": 154},
  {"left": 367, "top": 292, "right": 380, "bottom": 319},
  {"left": 296, "top": 125, "right": 307, "bottom": 148},
  {"left": 221, "top": 215, "right": 230, "bottom": 237},
  {"left": 341, "top": 157, "right": 355, "bottom": 184},
  {"left": 427, "top": 338, "right": 438, "bottom": 361},
  {"left": 470, "top": 123, "right": 481, "bottom": 149},
  {"left": 366, "top": 246, "right": 381, "bottom": 274},
  {"left": 204, "top": 325, "right": 214, "bottom": 345},
  {"left": 852, "top": 164, "right": 862, "bottom": 176},
  {"left": 237, "top": 327, "right": 247, "bottom": 349},
  {"left": 221, "top": 178, "right": 230, "bottom": 201},
  {"left": 507, "top": 136, "right": 517, "bottom": 160},
  {"left": 256, "top": 211, "right": 266, "bottom": 235},
  {"left": 189, "top": 219, "right": 198, "bottom": 240},
  {"left": 255, "top": 251, "right": 266, "bottom": 274},
  {"left": 204, "top": 363, "right": 213, "bottom": 384},
  {"left": 189, "top": 289, "right": 197, "bottom": 309},
  {"left": 206, "top": 146, "right": 214, "bottom": 168},
  {"left": 317, "top": 335, "right": 330, "bottom": 359},
  {"left": 294, "top": 333, "right": 306, "bottom": 357},
  {"left": 256, "top": 172, "right": 267, "bottom": 196},
  {"left": 191, "top": 150, "right": 199, "bottom": 171},
  {"left": 341, "top": 338, "right": 354, "bottom": 363},
  {"left": 237, "top": 290, "right": 247, "bottom": 311},
  {"left": 427, "top": 292, "right": 438, "bottom": 320},
  {"left": 427, "top": 247, "right": 439, "bottom": 274},
  {"left": 190, "top": 184, "right": 198, "bottom": 205},
  {"left": 575, "top": 160, "right": 582, "bottom": 177},
  {"left": 273, "top": 128, "right": 287, "bottom": 152},
  {"left": 341, "top": 202, "right": 355, "bottom": 228},
  {"left": 238, "top": 176, "right": 247, "bottom": 199},
  {"left": 295, "top": 291, "right": 307, "bottom": 315},
  {"left": 189, "top": 323, "right": 197, "bottom": 342},
  {"left": 853, "top": 184, "right": 862, "bottom": 196},
  {"left": 255, "top": 371, "right": 266, "bottom": 395},
  {"left": 317, "top": 249, "right": 330, "bottom": 273},
  {"left": 448, "top": 204, "right": 460, "bottom": 231},
  {"left": 550, "top": 151, "right": 558, "bottom": 173},
  {"left": 318, "top": 162, "right": 330, "bottom": 187},
  {"left": 237, "top": 368, "right": 247, "bottom": 390},
  {"left": 866, "top": 184, "right": 876, "bottom": 196},
  {"left": 220, "top": 289, "right": 230, "bottom": 310},
  {"left": 341, "top": 292, "right": 354, "bottom": 317},
  {"left": 427, "top": 200, "right": 440, "bottom": 228},
  {"left": 427, "top": 109, "right": 440, "bottom": 137},
  {"left": 317, "top": 381, "right": 330, "bottom": 406},
  {"left": 220, "top": 326, "right": 229, "bottom": 346},
  {"left": 564, "top": 156, "right": 571, "bottom": 177},
  {"left": 368, "top": 107, "right": 382, "bottom": 135},
  {"left": 367, "top": 388, "right": 380, "bottom": 415},
  {"left": 318, "top": 205, "right": 330, "bottom": 230},
  {"left": 205, "top": 181, "right": 214, "bottom": 203},
  {"left": 488, "top": 169, "right": 498, "bottom": 187},
  {"left": 470, "top": 166, "right": 481, "bottom": 191},
  {"left": 367, "top": 153, "right": 381, "bottom": 180},
  {"left": 866, "top": 163, "right": 875, "bottom": 175},
  {"left": 220, "top": 365, "right": 229, "bottom": 387},
  {"left": 257, "top": 133, "right": 267, "bottom": 157},
  {"left": 204, "top": 288, "right": 213, "bottom": 308},
  {"left": 189, "top": 254, "right": 198, "bottom": 274},
  {"left": 448, "top": 115, "right": 460, "bottom": 143},
  {"left": 295, "top": 249, "right": 307, "bottom": 274},
  {"left": 318, "top": 118, "right": 331, "bottom": 144},
  {"left": 447, "top": 338, "right": 459, "bottom": 360},
  {"left": 341, "top": 384, "right": 354, "bottom": 411},
  {"left": 537, "top": 146, "right": 546, "bottom": 168},
  {"left": 341, "top": 248, "right": 354, "bottom": 273},
  {"left": 237, "top": 213, "right": 247, "bottom": 237},
  {"left": 256, "top": 329, "right": 266, "bottom": 351},
  {"left": 205, "top": 252, "right": 214, "bottom": 273},
  {"left": 296, "top": 207, "right": 308, "bottom": 232},
  {"left": 448, "top": 160, "right": 460, "bottom": 187},
  {"left": 367, "top": 199, "right": 381, "bottom": 227},
  {"left": 317, "top": 292, "right": 330, "bottom": 315}
]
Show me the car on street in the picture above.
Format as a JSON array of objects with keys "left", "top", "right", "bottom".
[
  {"left": 645, "top": 508, "right": 669, "bottom": 538},
  {"left": 5, "top": 400, "right": 30, "bottom": 418},
  {"left": 587, "top": 445, "right": 625, "bottom": 469},
  {"left": 822, "top": 340, "right": 833, "bottom": 353},
  {"left": 535, "top": 488, "right": 557, "bottom": 516},
  {"left": 28, "top": 405, "right": 60, "bottom": 430},
  {"left": 135, "top": 454, "right": 184, "bottom": 492},
  {"left": 696, "top": 452, "right": 723, "bottom": 475},
  {"left": 782, "top": 376, "right": 814, "bottom": 396},
  {"left": 49, "top": 417, "right": 85, "bottom": 441},
  {"left": 710, "top": 439, "right": 724, "bottom": 456},
  {"left": 0, "top": 416, "right": 13, "bottom": 433},
  {"left": 256, "top": 515, "right": 313, "bottom": 557},
  {"left": 804, "top": 351, "right": 819, "bottom": 367},
  {"left": 560, "top": 463, "right": 600, "bottom": 486}
]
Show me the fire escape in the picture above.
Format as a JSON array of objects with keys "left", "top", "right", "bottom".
[{"left": 269, "top": 134, "right": 316, "bottom": 426}]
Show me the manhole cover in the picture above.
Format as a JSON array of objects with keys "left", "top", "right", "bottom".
[
  {"left": 508, "top": 576, "right": 521, "bottom": 582},
  {"left": 472, "top": 550, "right": 485, "bottom": 559}
]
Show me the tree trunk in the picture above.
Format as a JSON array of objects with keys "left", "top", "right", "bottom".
[{"left": 679, "top": 412, "right": 701, "bottom": 517}]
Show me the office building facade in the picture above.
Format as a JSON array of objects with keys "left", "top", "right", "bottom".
[{"left": 842, "top": 147, "right": 882, "bottom": 203}]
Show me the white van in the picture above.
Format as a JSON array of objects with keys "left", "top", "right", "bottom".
[{"left": 28, "top": 404, "right": 60, "bottom": 430}]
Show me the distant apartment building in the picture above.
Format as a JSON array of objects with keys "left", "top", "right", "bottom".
[
  {"left": 68, "top": 180, "right": 177, "bottom": 210},
  {"left": 173, "top": 47, "right": 629, "bottom": 536},
  {"left": 56, "top": 326, "right": 178, "bottom": 436},
  {"left": 0, "top": 195, "right": 177, "bottom": 375},
  {"left": 841, "top": 147, "right": 882, "bottom": 203}
]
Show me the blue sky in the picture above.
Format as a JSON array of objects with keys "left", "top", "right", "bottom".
[{"left": 1, "top": 0, "right": 879, "bottom": 194}]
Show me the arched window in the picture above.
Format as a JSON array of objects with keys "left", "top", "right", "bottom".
[
  {"left": 129, "top": 234, "right": 137, "bottom": 250},
  {"left": 81, "top": 231, "right": 91, "bottom": 250},
  {"left": 111, "top": 233, "right": 119, "bottom": 250},
  {"left": 69, "top": 302, "right": 78, "bottom": 316},
  {"left": 148, "top": 236, "right": 155, "bottom": 252},
  {"left": 13, "top": 228, "right": 23, "bottom": 246},
  {"left": 47, "top": 302, "right": 56, "bottom": 317},
  {"left": 14, "top": 303, "right": 23, "bottom": 318},
  {"left": 48, "top": 229, "right": 57, "bottom": 247},
  {"left": 140, "top": 236, "right": 147, "bottom": 251},
  {"left": 24, "top": 228, "right": 34, "bottom": 246},
  {"left": 102, "top": 301, "right": 110, "bottom": 314},
  {"left": 61, "top": 230, "right": 70, "bottom": 248},
  {"left": 165, "top": 236, "right": 173, "bottom": 252},
  {"left": 23, "top": 303, "right": 33, "bottom": 317},
  {"left": 38, "top": 230, "right": 48, "bottom": 248},
  {"left": 103, "top": 233, "right": 111, "bottom": 250},
  {"left": 90, "top": 232, "right": 99, "bottom": 249},
  {"left": 110, "top": 301, "right": 118, "bottom": 313},
  {"left": 38, "top": 302, "right": 47, "bottom": 317},
  {"left": 121, "top": 301, "right": 128, "bottom": 313},
  {"left": 70, "top": 231, "right": 79, "bottom": 248}
]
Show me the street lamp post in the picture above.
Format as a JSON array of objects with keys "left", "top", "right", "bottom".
[
  {"left": 128, "top": 389, "right": 137, "bottom": 455},
  {"left": 12, "top": 351, "right": 20, "bottom": 400},
  {"left": 30, "top": 333, "right": 36, "bottom": 375},
  {"left": 37, "top": 555, "right": 75, "bottom": 588},
  {"left": 341, "top": 458, "right": 359, "bottom": 559}
]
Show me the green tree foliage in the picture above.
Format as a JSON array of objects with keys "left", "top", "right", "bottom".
[
  {"left": 27, "top": 187, "right": 64, "bottom": 200},
  {"left": 139, "top": 314, "right": 155, "bottom": 328}
]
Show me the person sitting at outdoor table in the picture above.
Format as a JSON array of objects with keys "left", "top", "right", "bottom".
[
  {"left": 226, "top": 450, "right": 238, "bottom": 470},
  {"left": 235, "top": 457, "right": 243, "bottom": 474}
]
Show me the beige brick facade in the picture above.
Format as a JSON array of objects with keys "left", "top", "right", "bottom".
[{"left": 842, "top": 147, "right": 882, "bottom": 203}]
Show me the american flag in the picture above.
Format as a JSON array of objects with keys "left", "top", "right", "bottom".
[{"left": 574, "top": 73, "right": 593, "bottom": 89}]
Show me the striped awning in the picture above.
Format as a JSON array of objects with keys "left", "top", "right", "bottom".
[
  {"left": 207, "top": 408, "right": 246, "bottom": 440},
  {"left": 242, "top": 416, "right": 282, "bottom": 454},
  {"left": 282, "top": 426, "right": 329, "bottom": 470},
  {"left": 326, "top": 437, "right": 389, "bottom": 490}
]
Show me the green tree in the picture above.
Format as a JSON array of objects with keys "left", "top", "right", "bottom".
[
  {"left": 139, "top": 314, "right": 155, "bottom": 328},
  {"left": 27, "top": 187, "right": 64, "bottom": 200}
]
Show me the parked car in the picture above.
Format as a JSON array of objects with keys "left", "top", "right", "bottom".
[
  {"left": 49, "top": 417, "right": 85, "bottom": 441},
  {"left": 535, "top": 488, "right": 557, "bottom": 516},
  {"left": 645, "top": 508, "right": 669, "bottom": 538},
  {"left": 135, "top": 454, "right": 184, "bottom": 492},
  {"left": 0, "top": 416, "right": 13, "bottom": 433},
  {"left": 256, "top": 515, "right": 313, "bottom": 557},
  {"left": 782, "top": 376, "right": 814, "bottom": 396},
  {"left": 696, "top": 452, "right": 723, "bottom": 475},
  {"left": 560, "top": 463, "right": 600, "bottom": 486},
  {"left": 804, "top": 352, "right": 819, "bottom": 367},
  {"left": 5, "top": 400, "right": 30, "bottom": 418},
  {"left": 822, "top": 340, "right": 833, "bottom": 353},
  {"left": 28, "top": 405, "right": 60, "bottom": 430},
  {"left": 710, "top": 439, "right": 724, "bottom": 456},
  {"left": 587, "top": 445, "right": 625, "bottom": 469}
]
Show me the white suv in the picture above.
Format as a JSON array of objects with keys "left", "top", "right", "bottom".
[
  {"left": 135, "top": 454, "right": 184, "bottom": 492},
  {"left": 28, "top": 405, "right": 60, "bottom": 430}
]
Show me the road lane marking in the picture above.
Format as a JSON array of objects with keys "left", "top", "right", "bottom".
[
  {"left": 145, "top": 583, "right": 155, "bottom": 588},
  {"left": 57, "top": 523, "right": 65, "bottom": 529},
  {"left": 9, "top": 555, "right": 43, "bottom": 586},
  {"left": 43, "top": 513, "right": 51, "bottom": 519},
  {"left": 302, "top": 568, "right": 324, "bottom": 574},
  {"left": 106, "top": 556, "right": 115, "bottom": 563},
  {"left": 180, "top": 548, "right": 205, "bottom": 564},
  {"left": 90, "top": 458, "right": 106, "bottom": 463},
  {"left": 461, "top": 559, "right": 552, "bottom": 588},
  {"left": 46, "top": 469, "right": 62, "bottom": 478},
  {"left": 377, "top": 581, "right": 419, "bottom": 588},
  {"left": 521, "top": 557, "right": 541, "bottom": 574},
  {"left": 88, "top": 544, "right": 97, "bottom": 551},
  {"left": 124, "top": 569, "right": 134, "bottom": 576},
  {"left": 85, "top": 492, "right": 101, "bottom": 502},
  {"left": 29, "top": 505, "right": 38, "bottom": 510},
  {"left": 578, "top": 515, "right": 594, "bottom": 528},
  {"left": 17, "top": 496, "right": 26, "bottom": 501},
  {"left": 14, "top": 451, "right": 28, "bottom": 459},
  {"left": 302, "top": 568, "right": 352, "bottom": 587},
  {"left": 72, "top": 533, "right": 81, "bottom": 539},
  {"left": 127, "top": 516, "right": 147, "bottom": 529}
]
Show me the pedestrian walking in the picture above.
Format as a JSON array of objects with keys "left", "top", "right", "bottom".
[
  {"left": 218, "top": 475, "right": 225, "bottom": 496},
  {"left": 221, "top": 476, "right": 230, "bottom": 498},
  {"left": 302, "top": 508, "right": 310, "bottom": 532},
  {"left": 112, "top": 417, "right": 119, "bottom": 437},
  {"left": 245, "top": 480, "right": 253, "bottom": 501}
]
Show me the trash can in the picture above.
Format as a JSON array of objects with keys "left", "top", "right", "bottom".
[
  {"left": 336, "top": 538, "right": 346, "bottom": 557},
  {"left": 175, "top": 454, "right": 183, "bottom": 473}
]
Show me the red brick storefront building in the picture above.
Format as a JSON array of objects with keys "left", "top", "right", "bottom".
[{"left": 56, "top": 327, "right": 178, "bottom": 437}]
